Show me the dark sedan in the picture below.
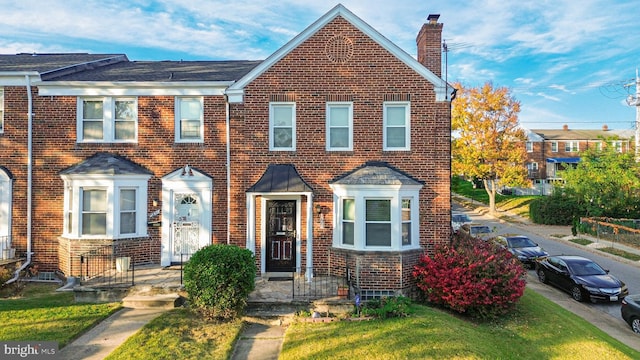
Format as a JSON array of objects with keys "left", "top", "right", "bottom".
[
  {"left": 621, "top": 294, "right": 640, "bottom": 334},
  {"left": 536, "top": 255, "right": 628, "bottom": 302},
  {"left": 493, "top": 235, "right": 548, "bottom": 269}
]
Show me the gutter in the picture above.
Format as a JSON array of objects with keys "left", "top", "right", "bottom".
[
  {"left": 6, "top": 75, "right": 33, "bottom": 283},
  {"left": 225, "top": 96, "right": 231, "bottom": 245}
]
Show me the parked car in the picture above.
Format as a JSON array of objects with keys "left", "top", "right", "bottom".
[
  {"left": 493, "top": 235, "right": 548, "bottom": 269},
  {"left": 621, "top": 294, "right": 640, "bottom": 334},
  {"left": 536, "top": 255, "right": 628, "bottom": 302},
  {"left": 459, "top": 224, "right": 495, "bottom": 241},
  {"left": 451, "top": 212, "right": 472, "bottom": 232}
]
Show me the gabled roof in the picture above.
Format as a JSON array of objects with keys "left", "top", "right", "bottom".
[
  {"left": 247, "top": 164, "right": 313, "bottom": 193},
  {"left": 226, "top": 4, "right": 447, "bottom": 103},
  {"left": 45, "top": 60, "right": 262, "bottom": 82},
  {"left": 0, "top": 53, "right": 127, "bottom": 75},
  {"left": 530, "top": 128, "right": 633, "bottom": 141},
  {"left": 59, "top": 152, "right": 153, "bottom": 176},
  {"left": 330, "top": 161, "right": 424, "bottom": 186}
]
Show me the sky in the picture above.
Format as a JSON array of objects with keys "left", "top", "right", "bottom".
[{"left": 1, "top": 0, "right": 639, "bottom": 131}]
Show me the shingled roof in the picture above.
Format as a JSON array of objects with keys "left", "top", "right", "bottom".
[
  {"left": 59, "top": 152, "right": 153, "bottom": 176},
  {"left": 45, "top": 60, "right": 263, "bottom": 82},
  {"left": 0, "top": 53, "right": 127, "bottom": 75},
  {"left": 330, "top": 161, "right": 424, "bottom": 186}
]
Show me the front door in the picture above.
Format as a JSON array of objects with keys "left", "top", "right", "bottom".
[
  {"left": 266, "top": 200, "right": 296, "bottom": 272},
  {"left": 171, "top": 192, "right": 200, "bottom": 263}
]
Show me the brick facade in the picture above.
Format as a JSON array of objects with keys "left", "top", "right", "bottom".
[{"left": 0, "top": 6, "right": 451, "bottom": 292}]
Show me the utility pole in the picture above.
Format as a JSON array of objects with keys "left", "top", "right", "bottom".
[{"left": 626, "top": 69, "right": 640, "bottom": 161}]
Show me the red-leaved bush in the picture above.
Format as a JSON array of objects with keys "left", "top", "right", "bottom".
[{"left": 413, "top": 234, "right": 526, "bottom": 319}]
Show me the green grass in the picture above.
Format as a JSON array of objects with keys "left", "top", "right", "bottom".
[
  {"left": 599, "top": 247, "right": 640, "bottom": 262},
  {"left": 570, "top": 238, "right": 594, "bottom": 246},
  {"left": 0, "top": 283, "right": 121, "bottom": 347},
  {"left": 105, "top": 308, "right": 243, "bottom": 360},
  {"left": 2, "top": 284, "right": 638, "bottom": 359},
  {"left": 280, "top": 290, "right": 639, "bottom": 360},
  {"left": 451, "top": 177, "right": 540, "bottom": 218}
]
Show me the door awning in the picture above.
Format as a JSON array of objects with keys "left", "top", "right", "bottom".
[
  {"left": 546, "top": 157, "right": 580, "bottom": 164},
  {"left": 247, "top": 164, "right": 313, "bottom": 193}
]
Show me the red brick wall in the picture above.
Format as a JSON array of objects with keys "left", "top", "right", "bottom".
[
  {"left": 6, "top": 92, "right": 231, "bottom": 273},
  {"left": 0, "top": 86, "right": 31, "bottom": 260},
  {"left": 230, "top": 16, "right": 451, "bottom": 282}
]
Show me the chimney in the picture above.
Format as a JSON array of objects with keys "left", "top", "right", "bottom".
[
  {"left": 416, "top": 14, "right": 443, "bottom": 77},
  {"left": 602, "top": 124, "right": 608, "bottom": 131},
  {"left": 562, "top": 124, "right": 569, "bottom": 131}
]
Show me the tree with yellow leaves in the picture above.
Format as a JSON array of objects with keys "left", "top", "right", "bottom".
[{"left": 452, "top": 82, "right": 528, "bottom": 214}]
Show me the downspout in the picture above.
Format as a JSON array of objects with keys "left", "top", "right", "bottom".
[
  {"left": 7, "top": 75, "right": 33, "bottom": 284},
  {"left": 225, "top": 96, "right": 231, "bottom": 245}
]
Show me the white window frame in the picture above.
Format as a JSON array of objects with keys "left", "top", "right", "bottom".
[
  {"left": 611, "top": 140, "right": 623, "bottom": 153},
  {"left": 525, "top": 142, "right": 533, "bottom": 152},
  {"left": 383, "top": 102, "right": 410, "bottom": 151},
  {"left": 61, "top": 174, "right": 150, "bottom": 239},
  {"left": 527, "top": 162, "right": 538, "bottom": 171},
  {"left": 175, "top": 96, "right": 204, "bottom": 143},
  {"left": 550, "top": 141, "right": 558, "bottom": 152},
  {"left": 326, "top": 102, "right": 353, "bottom": 151},
  {"left": 77, "top": 97, "right": 138, "bottom": 143},
  {"left": 0, "top": 87, "right": 4, "bottom": 134},
  {"left": 565, "top": 141, "right": 579, "bottom": 152},
  {"left": 269, "top": 102, "right": 296, "bottom": 151},
  {"left": 331, "top": 184, "right": 421, "bottom": 251}
]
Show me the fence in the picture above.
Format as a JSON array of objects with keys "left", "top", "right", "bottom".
[
  {"left": 292, "top": 265, "right": 351, "bottom": 300},
  {"left": 79, "top": 245, "right": 135, "bottom": 287},
  {"left": 580, "top": 217, "right": 640, "bottom": 249},
  {"left": 0, "top": 235, "right": 15, "bottom": 260}
]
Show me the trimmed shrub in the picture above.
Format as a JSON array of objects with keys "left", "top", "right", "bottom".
[
  {"left": 529, "top": 191, "right": 579, "bottom": 225},
  {"left": 412, "top": 234, "right": 526, "bottom": 319},
  {"left": 183, "top": 244, "right": 256, "bottom": 320}
]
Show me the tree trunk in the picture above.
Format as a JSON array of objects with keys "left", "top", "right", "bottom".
[{"left": 484, "top": 179, "right": 497, "bottom": 215}]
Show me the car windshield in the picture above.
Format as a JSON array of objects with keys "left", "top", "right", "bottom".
[
  {"left": 471, "top": 226, "right": 491, "bottom": 234},
  {"left": 507, "top": 237, "right": 536, "bottom": 248},
  {"left": 453, "top": 214, "right": 471, "bottom": 222},
  {"left": 567, "top": 261, "right": 607, "bottom": 276}
]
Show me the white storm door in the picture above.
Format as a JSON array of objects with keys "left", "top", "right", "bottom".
[{"left": 171, "top": 192, "right": 201, "bottom": 262}]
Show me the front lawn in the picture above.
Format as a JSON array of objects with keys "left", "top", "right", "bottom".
[
  {"left": 452, "top": 176, "right": 540, "bottom": 218},
  {"left": 0, "top": 283, "right": 121, "bottom": 348},
  {"left": 280, "top": 289, "right": 639, "bottom": 360}
]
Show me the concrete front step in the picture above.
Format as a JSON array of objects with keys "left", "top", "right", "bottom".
[{"left": 122, "top": 293, "right": 184, "bottom": 309}]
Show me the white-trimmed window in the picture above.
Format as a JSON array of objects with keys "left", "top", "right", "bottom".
[
  {"left": 269, "top": 102, "right": 296, "bottom": 151},
  {"left": 383, "top": 102, "right": 410, "bottom": 150},
  {"left": 565, "top": 141, "right": 579, "bottom": 152},
  {"left": 78, "top": 97, "right": 137, "bottom": 142},
  {"left": 331, "top": 185, "right": 420, "bottom": 251},
  {"left": 550, "top": 141, "right": 558, "bottom": 152},
  {"left": 326, "top": 102, "right": 353, "bottom": 151},
  {"left": 175, "top": 97, "right": 204, "bottom": 142},
  {"left": 342, "top": 198, "right": 355, "bottom": 245},
  {"left": 611, "top": 140, "right": 623, "bottom": 153},
  {"left": 401, "top": 198, "right": 411, "bottom": 246},
  {"left": 0, "top": 87, "right": 4, "bottom": 133},
  {"left": 527, "top": 162, "right": 538, "bottom": 171},
  {"left": 61, "top": 175, "right": 149, "bottom": 239},
  {"left": 526, "top": 142, "right": 533, "bottom": 152}
]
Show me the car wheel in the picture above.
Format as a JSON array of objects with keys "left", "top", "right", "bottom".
[
  {"left": 537, "top": 269, "right": 548, "bottom": 284},
  {"left": 571, "top": 285, "right": 585, "bottom": 302},
  {"left": 631, "top": 317, "right": 640, "bottom": 334}
]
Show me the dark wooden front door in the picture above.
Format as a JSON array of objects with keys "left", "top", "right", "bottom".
[{"left": 266, "top": 200, "right": 296, "bottom": 272}]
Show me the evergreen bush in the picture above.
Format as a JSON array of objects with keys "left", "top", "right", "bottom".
[{"left": 183, "top": 244, "right": 255, "bottom": 320}]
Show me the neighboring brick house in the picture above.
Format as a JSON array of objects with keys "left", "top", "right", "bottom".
[
  {"left": 0, "top": 5, "right": 451, "bottom": 295},
  {"left": 524, "top": 124, "right": 633, "bottom": 193}
]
